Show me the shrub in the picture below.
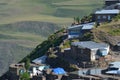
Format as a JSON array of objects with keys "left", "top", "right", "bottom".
[
  {"left": 20, "top": 72, "right": 30, "bottom": 80},
  {"left": 80, "top": 32, "right": 93, "bottom": 41}
]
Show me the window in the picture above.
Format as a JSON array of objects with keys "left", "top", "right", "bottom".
[
  {"left": 81, "top": 49, "right": 83, "bottom": 54},
  {"left": 103, "top": 16, "right": 107, "bottom": 19},
  {"left": 108, "top": 15, "right": 111, "bottom": 20},
  {"left": 97, "top": 16, "right": 100, "bottom": 19}
]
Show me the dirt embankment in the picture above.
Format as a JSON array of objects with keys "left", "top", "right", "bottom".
[
  {"left": 93, "top": 30, "right": 120, "bottom": 45},
  {"left": 92, "top": 24, "right": 120, "bottom": 46}
]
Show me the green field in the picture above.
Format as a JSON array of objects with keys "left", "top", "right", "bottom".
[
  {"left": 0, "top": 21, "right": 60, "bottom": 76},
  {"left": 0, "top": 0, "right": 104, "bottom": 24},
  {"left": 0, "top": 0, "right": 104, "bottom": 76}
]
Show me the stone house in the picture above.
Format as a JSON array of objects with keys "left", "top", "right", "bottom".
[
  {"left": 9, "top": 63, "right": 25, "bottom": 76},
  {"left": 71, "top": 41, "right": 110, "bottom": 62}
]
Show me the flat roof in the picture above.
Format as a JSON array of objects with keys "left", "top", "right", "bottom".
[
  {"left": 95, "top": 9, "right": 120, "bottom": 14},
  {"left": 71, "top": 41, "right": 109, "bottom": 49}
]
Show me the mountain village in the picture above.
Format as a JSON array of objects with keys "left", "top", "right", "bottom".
[{"left": 2, "top": 0, "right": 120, "bottom": 80}]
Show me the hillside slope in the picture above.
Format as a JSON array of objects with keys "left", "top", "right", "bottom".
[
  {"left": 0, "top": 21, "right": 60, "bottom": 76},
  {"left": 92, "top": 21, "right": 120, "bottom": 46},
  {"left": 0, "top": 0, "right": 103, "bottom": 24},
  {"left": 0, "top": 0, "right": 104, "bottom": 77}
]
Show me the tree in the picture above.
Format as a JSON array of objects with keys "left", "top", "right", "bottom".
[
  {"left": 73, "top": 17, "right": 80, "bottom": 24},
  {"left": 25, "top": 58, "right": 30, "bottom": 71},
  {"left": 80, "top": 32, "right": 93, "bottom": 41},
  {"left": 76, "top": 16, "right": 80, "bottom": 24},
  {"left": 20, "top": 72, "right": 30, "bottom": 80}
]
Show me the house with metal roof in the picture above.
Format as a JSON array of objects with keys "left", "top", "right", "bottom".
[
  {"left": 105, "top": 3, "right": 120, "bottom": 10},
  {"left": 105, "top": 0, "right": 120, "bottom": 6},
  {"left": 67, "top": 22, "right": 95, "bottom": 39},
  {"left": 94, "top": 9, "right": 120, "bottom": 22},
  {"left": 71, "top": 41, "right": 110, "bottom": 61}
]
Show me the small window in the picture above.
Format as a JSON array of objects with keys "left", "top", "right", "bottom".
[
  {"left": 97, "top": 16, "right": 100, "bottom": 19},
  {"left": 103, "top": 16, "right": 107, "bottom": 19},
  {"left": 81, "top": 49, "right": 83, "bottom": 54}
]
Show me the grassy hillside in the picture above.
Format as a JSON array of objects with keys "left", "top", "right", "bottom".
[
  {"left": 0, "top": 0, "right": 103, "bottom": 24},
  {"left": 0, "top": 21, "right": 60, "bottom": 76},
  {"left": 92, "top": 20, "right": 120, "bottom": 45},
  {"left": 0, "top": 0, "right": 104, "bottom": 76}
]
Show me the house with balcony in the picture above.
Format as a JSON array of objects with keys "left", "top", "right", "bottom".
[
  {"left": 71, "top": 41, "right": 110, "bottom": 62},
  {"left": 94, "top": 9, "right": 120, "bottom": 23}
]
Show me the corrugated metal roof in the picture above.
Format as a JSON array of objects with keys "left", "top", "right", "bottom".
[
  {"left": 82, "top": 23, "right": 95, "bottom": 30},
  {"left": 68, "top": 24, "right": 82, "bottom": 30},
  {"left": 68, "top": 22, "right": 95, "bottom": 30},
  {"left": 32, "top": 55, "right": 47, "bottom": 64},
  {"left": 106, "top": 70, "right": 118, "bottom": 74},
  {"left": 109, "top": 61, "right": 120, "bottom": 68},
  {"left": 64, "top": 48, "right": 71, "bottom": 51},
  {"left": 95, "top": 9, "right": 120, "bottom": 14},
  {"left": 71, "top": 41, "right": 109, "bottom": 49}
]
